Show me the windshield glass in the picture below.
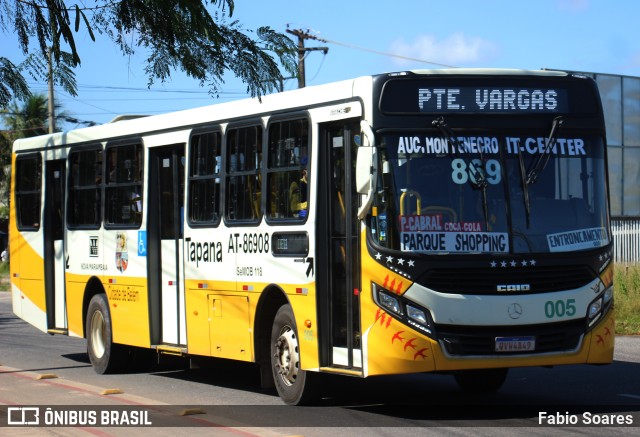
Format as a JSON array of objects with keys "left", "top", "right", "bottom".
[{"left": 370, "top": 132, "right": 610, "bottom": 255}]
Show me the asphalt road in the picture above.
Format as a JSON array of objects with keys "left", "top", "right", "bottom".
[{"left": 0, "top": 291, "right": 639, "bottom": 436}]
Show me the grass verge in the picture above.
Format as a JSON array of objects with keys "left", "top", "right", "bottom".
[{"left": 614, "top": 264, "right": 640, "bottom": 335}]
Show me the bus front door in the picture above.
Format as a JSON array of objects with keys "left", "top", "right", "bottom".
[
  {"left": 43, "top": 159, "right": 67, "bottom": 332},
  {"left": 147, "top": 144, "right": 186, "bottom": 346},
  {"left": 317, "top": 120, "right": 362, "bottom": 370}
]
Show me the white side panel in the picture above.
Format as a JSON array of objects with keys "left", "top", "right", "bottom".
[
  {"left": 161, "top": 239, "right": 185, "bottom": 345},
  {"left": 14, "top": 288, "right": 48, "bottom": 333},
  {"left": 53, "top": 240, "right": 67, "bottom": 328},
  {"left": 178, "top": 242, "right": 186, "bottom": 345}
]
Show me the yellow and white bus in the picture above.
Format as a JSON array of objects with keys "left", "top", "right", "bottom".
[{"left": 10, "top": 69, "right": 614, "bottom": 405}]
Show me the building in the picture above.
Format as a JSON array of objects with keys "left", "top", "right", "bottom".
[{"left": 558, "top": 70, "right": 640, "bottom": 263}]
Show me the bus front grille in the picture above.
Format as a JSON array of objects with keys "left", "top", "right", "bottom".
[
  {"left": 436, "top": 320, "right": 585, "bottom": 357},
  {"left": 419, "top": 265, "right": 596, "bottom": 294}
]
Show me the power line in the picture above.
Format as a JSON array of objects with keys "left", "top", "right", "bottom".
[{"left": 312, "top": 34, "right": 458, "bottom": 69}]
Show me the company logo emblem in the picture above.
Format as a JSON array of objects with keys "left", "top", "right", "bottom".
[
  {"left": 89, "top": 236, "right": 99, "bottom": 257},
  {"left": 507, "top": 303, "right": 523, "bottom": 319},
  {"left": 8, "top": 407, "right": 40, "bottom": 425},
  {"left": 497, "top": 284, "right": 531, "bottom": 292}
]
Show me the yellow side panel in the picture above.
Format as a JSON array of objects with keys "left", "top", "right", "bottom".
[
  {"left": 63, "top": 276, "right": 88, "bottom": 338},
  {"left": 208, "top": 294, "right": 252, "bottom": 361},
  {"left": 185, "top": 287, "right": 211, "bottom": 356},
  {"left": 10, "top": 232, "right": 46, "bottom": 312},
  {"left": 287, "top": 289, "right": 320, "bottom": 371},
  {"left": 104, "top": 276, "right": 151, "bottom": 348},
  {"left": 586, "top": 309, "right": 615, "bottom": 363}
]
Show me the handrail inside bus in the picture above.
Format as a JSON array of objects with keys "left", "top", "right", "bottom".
[
  {"left": 357, "top": 120, "right": 377, "bottom": 220},
  {"left": 399, "top": 190, "right": 422, "bottom": 215}
]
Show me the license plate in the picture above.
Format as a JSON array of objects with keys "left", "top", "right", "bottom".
[{"left": 495, "top": 336, "right": 536, "bottom": 352}]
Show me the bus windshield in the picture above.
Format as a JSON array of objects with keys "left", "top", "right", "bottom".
[{"left": 371, "top": 131, "right": 610, "bottom": 255}]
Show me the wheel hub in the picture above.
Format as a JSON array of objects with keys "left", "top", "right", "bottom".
[
  {"left": 274, "top": 326, "right": 299, "bottom": 386},
  {"left": 90, "top": 310, "right": 106, "bottom": 359}
]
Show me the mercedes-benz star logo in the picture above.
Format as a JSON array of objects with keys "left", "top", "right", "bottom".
[{"left": 508, "top": 303, "right": 523, "bottom": 319}]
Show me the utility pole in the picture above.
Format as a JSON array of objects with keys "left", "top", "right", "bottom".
[
  {"left": 47, "top": 47, "right": 55, "bottom": 134},
  {"left": 286, "top": 28, "right": 328, "bottom": 88}
]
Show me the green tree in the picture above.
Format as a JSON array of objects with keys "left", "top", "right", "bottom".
[
  {"left": 0, "top": 94, "right": 65, "bottom": 216},
  {"left": 0, "top": 0, "right": 296, "bottom": 107},
  {"left": 2, "top": 94, "right": 50, "bottom": 139}
]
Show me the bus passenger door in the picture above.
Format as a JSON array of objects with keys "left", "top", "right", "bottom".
[
  {"left": 317, "top": 120, "right": 362, "bottom": 370},
  {"left": 147, "top": 144, "right": 186, "bottom": 346},
  {"left": 43, "top": 159, "right": 67, "bottom": 332}
]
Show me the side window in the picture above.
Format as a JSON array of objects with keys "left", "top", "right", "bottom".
[
  {"left": 104, "top": 143, "right": 143, "bottom": 227},
  {"left": 225, "top": 126, "right": 262, "bottom": 221},
  {"left": 266, "top": 119, "right": 309, "bottom": 220},
  {"left": 15, "top": 154, "right": 42, "bottom": 230},
  {"left": 68, "top": 147, "right": 103, "bottom": 228},
  {"left": 188, "top": 131, "right": 221, "bottom": 225}
]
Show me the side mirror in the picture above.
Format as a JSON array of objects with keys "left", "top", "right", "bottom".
[
  {"left": 356, "top": 121, "right": 377, "bottom": 219},
  {"left": 356, "top": 147, "right": 372, "bottom": 195}
]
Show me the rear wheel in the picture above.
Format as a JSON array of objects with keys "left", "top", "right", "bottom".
[
  {"left": 454, "top": 368, "right": 509, "bottom": 393},
  {"left": 86, "top": 294, "right": 129, "bottom": 374},
  {"left": 270, "top": 304, "right": 319, "bottom": 405}
]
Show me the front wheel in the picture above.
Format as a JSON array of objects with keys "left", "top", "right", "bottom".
[
  {"left": 454, "top": 368, "right": 509, "bottom": 393},
  {"left": 270, "top": 304, "right": 319, "bottom": 405},
  {"left": 86, "top": 294, "right": 129, "bottom": 374}
]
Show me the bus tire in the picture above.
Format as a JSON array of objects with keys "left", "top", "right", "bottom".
[
  {"left": 270, "top": 304, "right": 319, "bottom": 405},
  {"left": 454, "top": 368, "right": 509, "bottom": 393},
  {"left": 86, "top": 294, "right": 129, "bottom": 374}
]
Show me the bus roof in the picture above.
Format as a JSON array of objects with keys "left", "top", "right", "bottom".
[{"left": 407, "top": 68, "right": 569, "bottom": 77}]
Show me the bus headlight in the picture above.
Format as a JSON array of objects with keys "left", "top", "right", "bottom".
[
  {"left": 588, "top": 299, "right": 602, "bottom": 320},
  {"left": 373, "top": 283, "right": 434, "bottom": 337},
  {"left": 587, "top": 286, "right": 613, "bottom": 329},
  {"left": 378, "top": 292, "right": 403, "bottom": 316}
]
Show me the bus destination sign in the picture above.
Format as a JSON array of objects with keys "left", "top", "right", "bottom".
[{"left": 381, "top": 81, "right": 570, "bottom": 114}]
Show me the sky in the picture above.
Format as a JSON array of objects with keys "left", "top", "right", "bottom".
[{"left": 2, "top": 0, "right": 640, "bottom": 129}]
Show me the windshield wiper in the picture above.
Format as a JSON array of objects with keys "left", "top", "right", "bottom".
[
  {"left": 432, "top": 116, "right": 489, "bottom": 230},
  {"left": 432, "top": 117, "right": 488, "bottom": 189},
  {"left": 516, "top": 140, "right": 531, "bottom": 227},
  {"left": 525, "top": 116, "right": 564, "bottom": 185}
]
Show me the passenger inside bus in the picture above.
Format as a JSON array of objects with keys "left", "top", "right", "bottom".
[{"left": 289, "top": 156, "right": 308, "bottom": 218}]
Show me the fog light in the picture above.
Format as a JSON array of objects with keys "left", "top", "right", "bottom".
[{"left": 407, "top": 305, "right": 427, "bottom": 325}]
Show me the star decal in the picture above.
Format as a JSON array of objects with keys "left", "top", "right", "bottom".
[
  {"left": 375, "top": 252, "right": 382, "bottom": 260},
  {"left": 490, "top": 261, "right": 497, "bottom": 268},
  {"left": 510, "top": 260, "right": 517, "bottom": 267},
  {"left": 500, "top": 261, "right": 507, "bottom": 268},
  {"left": 386, "top": 256, "right": 394, "bottom": 264},
  {"left": 521, "top": 260, "right": 528, "bottom": 267},
  {"left": 530, "top": 259, "right": 537, "bottom": 266},
  {"left": 397, "top": 258, "right": 405, "bottom": 266},
  {"left": 408, "top": 260, "right": 415, "bottom": 267}
]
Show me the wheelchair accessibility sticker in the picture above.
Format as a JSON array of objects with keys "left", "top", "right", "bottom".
[{"left": 138, "top": 231, "right": 147, "bottom": 257}]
